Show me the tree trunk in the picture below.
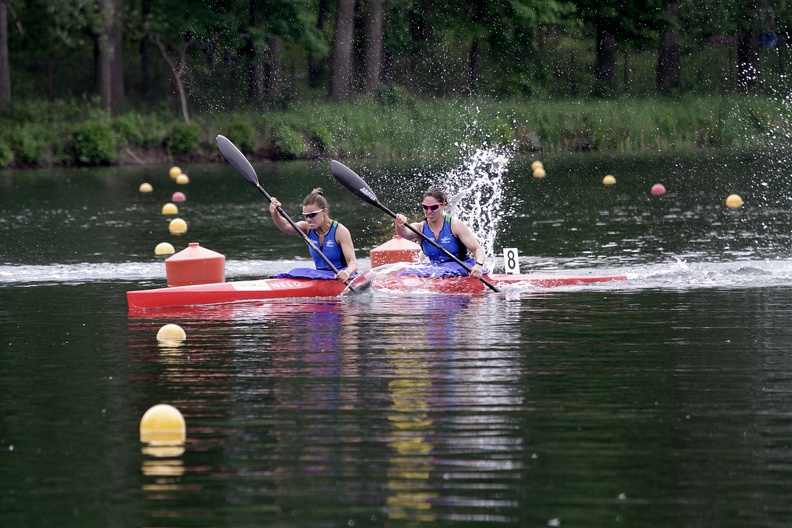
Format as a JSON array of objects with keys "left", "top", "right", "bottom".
[
  {"left": 97, "top": 0, "right": 116, "bottom": 114},
  {"left": 140, "top": 0, "right": 151, "bottom": 106},
  {"left": 330, "top": 0, "right": 355, "bottom": 102},
  {"left": 737, "top": 3, "right": 761, "bottom": 95},
  {"left": 155, "top": 35, "right": 192, "bottom": 122},
  {"left": 308, "top": 0, "right": 330, "bottom": 89},
  {"left": 265, "top": 36, "right": 283, "bottom": 102},
  {"left": 247, "top": 0, "right": 266, "bottom": 104},
  {"left": 361, "top": 0, "right": 383, "bottom": 95},
  {"left": 110, "top": 0, "right": 124, "bottom": 108},
  {"left": 0, "top": 2, "right": 10, "bottom": 108},
  {"left": 466, "top": 0, "right": 485, "bottom": 96},
  {"left": 656, "top": 1, "right": 680, "bottom": 94},
  {"left": 594, "top": 25, "right": 617, "bottom": 96},
  {"left": 467, "top": 40, "right": 479, "bottom": 96},
  {"left": 405, "top": 0, "right": 432, "bottom": 92}
]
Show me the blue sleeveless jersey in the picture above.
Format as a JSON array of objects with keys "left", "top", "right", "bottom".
[
  {"left": 421, "top": 216, "right": 469, "bottom": 263},
  {"left": 308, "top": 221, "right": 348, "bottom": 271}
]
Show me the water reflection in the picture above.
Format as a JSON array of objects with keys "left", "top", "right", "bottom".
[{"left": 124, "top": 295, "right": 527, "bottom": 523}]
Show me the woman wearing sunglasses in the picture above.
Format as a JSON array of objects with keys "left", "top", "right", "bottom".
[
  {"left": 268, "top": 188, "right": 358, "bottom": 282},
  {"left": 394, "top": 187, "right": 486, "bottom": 279}
]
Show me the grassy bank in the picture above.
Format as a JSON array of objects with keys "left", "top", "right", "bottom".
[{"left": 0, "top": 94, "right": 786, "bottom": 169}]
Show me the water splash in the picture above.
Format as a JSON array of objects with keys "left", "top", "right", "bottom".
[{"left": 419, "top": 142, "right": 514, "bottom": 257}]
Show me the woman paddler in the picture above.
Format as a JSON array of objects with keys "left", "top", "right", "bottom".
[
  {"left": 269, "top": 188, "right": 358, "bottom": 283},
  {"left": 394, "top": 187, "right": 486, "bottom": 279}
]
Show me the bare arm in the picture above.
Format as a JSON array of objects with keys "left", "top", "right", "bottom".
[
  {"left": 451, "top": 218, "right": 486, "bottom": 278},
  {"left": 394, "top": 214, "right": 422, "bottom": 240},
  {"left": 334, "top": 223, "right": 358, "bottom": 282},
  {"left": 268, "top": 197, "right": 306, "bottom": 235}
]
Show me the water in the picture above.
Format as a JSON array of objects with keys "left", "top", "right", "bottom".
[{"left": 3, "top": 150, "right": 792, "bottom": 527}]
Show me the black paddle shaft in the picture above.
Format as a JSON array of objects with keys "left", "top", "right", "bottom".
[
  {"left": 216, "top": 135, "right": 352, "bottom": 288},
  {"left": 329, "top": 160, "right": 500, "bottom": 293}
]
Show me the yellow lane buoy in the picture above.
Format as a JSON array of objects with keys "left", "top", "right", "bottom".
[
  {"left": 169, "top": 218, "right": 187, "bottom": 234},
  {"left": 139, "top": 404, "right": 186, "bottom": 446},
  {"left": 726, "top": 194, "right": 743, "bottom": 209},
  {"left": 169, "top": 166, "right": 182, "bottom": 179},
  {"left": 530, "top": 160, "right": 543, "bottom": 171},
  {"left": 156, "top": 323, "right": 186, "bottom": 342},
  {"left": 176, "top": 174, "right": 190, "bottom": 185},
  {"left": 139, "top": 182, "right": 153, "bottom": 193},
  {"left": 602, "top": 175, "right": 616, "bottom": 186},
  {"left": 161, "top": 203, "right": 178, "bottom": 215},
  {"left": 154, "top": 242, "right": 175, "bottom": 255},
  {"left": 532, "top": 167, "right": 546, "bottom": 179}
]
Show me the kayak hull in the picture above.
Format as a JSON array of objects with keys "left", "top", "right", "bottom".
[
  {"left": 363, "top": 272, "right": 626, "bottom": 294},
  {"left": 127, "top": 272, "right": 626, "bottom": 311},
  {"left": 127, "top": 278, "right": 347, "bottom": 310}
]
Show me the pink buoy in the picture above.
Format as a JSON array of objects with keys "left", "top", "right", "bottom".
[
  {"left": 172, "top": 191, "right": 186, "bottom": 203},
  {"left": 651, "top": 183, "right": 666, "bottom": 196}
]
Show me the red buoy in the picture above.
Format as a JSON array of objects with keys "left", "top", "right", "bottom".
[
  {"left": 165, "top": 242, "right": 225, "bottom": 286},
  {"left": 369, "top": 236, "right": 422, "bottom": 267}
]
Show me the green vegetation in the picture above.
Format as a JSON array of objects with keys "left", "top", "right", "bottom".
[{"left": 0, "top": 94, "right": 786, "bottom": 169}]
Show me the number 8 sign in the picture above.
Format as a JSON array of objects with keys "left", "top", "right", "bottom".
[{"left": 502, "top": 248, "right": 520, "bottom": 274}]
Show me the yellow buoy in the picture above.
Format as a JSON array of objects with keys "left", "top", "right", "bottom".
[
  {"left": 169, "top": 218, "right": 187, "bottom": 234},
  {"left": 532, "top": 167, "right": 546, "bottom": 179},
  {"left": 176, "top": 174, "right": 190, "bottom": 185},
  {"left": 154, "top": 242, "right": 175, "bottom": 255},
  {"left": 726, "top": 194, "right": 744, "bottom": 209},
  {"left": 139, "top": 182, "right": 153, "bottom": 193},
  {"left": 157, "top": 323, "right": 186, "bottom": 342},
  {"left": 530, "top": 160, "right": 543, "bottom": 171},
  {"left": 161, "top": 203, "right": 179, "bottom": 215},
  {"left": 602, "top": 175, "right": 616, "bottom": 186},
  {"left": 139, "top": 404, "right": 186, "bottom": 446},
  {"left": 169, "top": 166, "right": 182, "bottom": 179}
]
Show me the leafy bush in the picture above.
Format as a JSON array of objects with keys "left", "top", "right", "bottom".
[
  {"left": 0, "top": 140, "right": 13, "bottom": 168},
  {"left": 114, "top": 113, "right": 167, "bottom": 149},
  {"left": 169, "top": 121, "right": 201, "bottom": 155},
  {"left": 71, "top": 122, "right": 118, "bottom": 165},
  {"left": 306, "top": 124, "right": 333, "bottom": 152},
  {"left": 225, "top": 121, "right": 257, "bottom": 153},
  {"left": 10, "top": 124, "right": 48, "bottom": 165},
  {"left": 272, "top": 124, "right": 307, "bottom": 159}
]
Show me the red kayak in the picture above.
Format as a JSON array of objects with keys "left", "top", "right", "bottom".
[
  {"left": 127, "top": 272, "right": 626, "bottom": 311},
  {"left": 362, "top": 272, "right": 626, "bottom": 294},
  {"left": 127, "top": 278, "right": 347, "bottom": 310}
]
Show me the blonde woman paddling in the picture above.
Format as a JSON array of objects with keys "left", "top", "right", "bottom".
[{"left": 269, "top": 188, "right": 358, "bottom": 282}]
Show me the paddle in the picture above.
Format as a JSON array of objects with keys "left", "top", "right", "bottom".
[
  {"left": 329, "top": 160, "right": 501, "bottom": 293},
  {"left": 216, "top": 135, "right": 354, "bottom": 289}
]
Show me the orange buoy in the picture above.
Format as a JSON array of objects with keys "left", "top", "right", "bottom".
[
  {"left": 369, "top": 236, "right": 422, "bottom": 267},
  {"left": 165, "top": 242, "right": 225, "bottom": 286}
]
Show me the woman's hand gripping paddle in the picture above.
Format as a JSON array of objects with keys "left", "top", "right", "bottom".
[
  {"left": 329, "top": 160, "right": 500, "bottom": 293},
  {"left": 216, "top": 135, "right": 354, "bottom": 290}
]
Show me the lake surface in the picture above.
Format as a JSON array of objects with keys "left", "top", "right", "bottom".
[{"left": 3, "top": 149, "right": 792, "bottom": 527}]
